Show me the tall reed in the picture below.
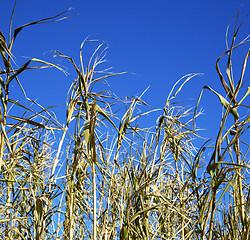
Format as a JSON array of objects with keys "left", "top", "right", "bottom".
[{"left": 0, "top": 3, "right": 249, "bottom": 239}]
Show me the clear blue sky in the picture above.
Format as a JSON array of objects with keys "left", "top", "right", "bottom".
[{"left": 1, "top": 0, "right": 250, "bottom": 140}]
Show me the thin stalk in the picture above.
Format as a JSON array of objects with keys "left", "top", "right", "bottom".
[
  {"left": 208, "top": 188, "right": 217, "bottom": 240},
  {"left": 50, "top": 125, "right": 68, "bottom": 180},
  {"left": 69, "top": 184, "right": 74, "bottom": 240},
  {"left": 3, "top": 56, "right": 11, "bottom": 238},
  {"left": 234, "top": 118, "right": 245, "bottom": 222},
  {"left": 92, "top": 161, "right": 97, "bottom": 240}
]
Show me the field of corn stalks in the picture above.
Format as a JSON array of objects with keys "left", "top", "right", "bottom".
[{"left": 0, "top": 3, "right": 249, "bottom": 240}]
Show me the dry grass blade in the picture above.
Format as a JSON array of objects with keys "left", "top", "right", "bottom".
[
  {"left": 0, "top": 30, "right": 13, "bottom": 59},
  {"left": 204, "top": 85, "right": 239, "bottom": 119},
  {"left": 235, "top": 48, "right": 250, "bottom": 95},
  {"left": 10, "top": 9, "right": 74, "bottom": 50}
]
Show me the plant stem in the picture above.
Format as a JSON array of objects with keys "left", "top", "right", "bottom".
[
  {"left": 208, "top": 188, "right": 217, "bottom": 240},
  {"left": 234, "top": 119, "right": 245, "bottom": 222},
  {"left": 92, "top": 161, "right": 97, "bottom": 240}
]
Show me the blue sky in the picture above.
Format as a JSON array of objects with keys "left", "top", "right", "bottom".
[{"left": 1, "top": 0, "right": 250, "bottom": 140}]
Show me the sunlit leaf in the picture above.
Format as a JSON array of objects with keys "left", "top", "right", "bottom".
[{"left": 204, "top": 86, "right": 239, "bottom": 119}]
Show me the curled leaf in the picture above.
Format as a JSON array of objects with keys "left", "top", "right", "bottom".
[{"left": 204, "top": 86, "right": 239, "bottom": 119}]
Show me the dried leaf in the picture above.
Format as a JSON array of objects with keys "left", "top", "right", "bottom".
[{"left": 204, "top": 86, "right": 239, "bottom": 119}]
